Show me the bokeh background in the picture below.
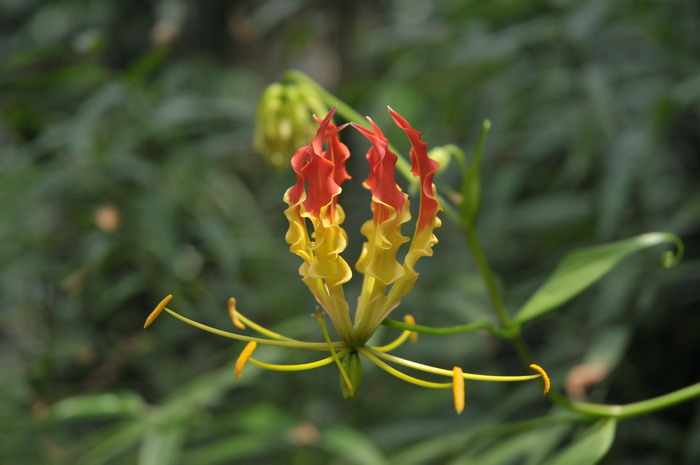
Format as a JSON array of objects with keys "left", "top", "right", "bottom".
[{"left": 1, "top": 1, "right": 699, "bottom": 464}]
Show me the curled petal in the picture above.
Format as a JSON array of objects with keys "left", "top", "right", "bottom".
[
  {"left": 353, "top": 119, "right": 406, "bottom": 215},
  {"left": 388, "top": 107, "right": 441, "bottom": 231},
  {"left": 352, "top": 119, "right": 410, "bottom": 286},
  {"left": 284, "top": 107, "right": 354, "bottom": 341},
  {"left": 380, "top": 108, "right": 442, "bottom": 317}
]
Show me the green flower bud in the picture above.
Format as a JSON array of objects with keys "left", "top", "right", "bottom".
[
  {"left": 253, "top": 82, "right": 328, "bottom": 171},
  {"left": 427, "top": 146, "right": 453, "bottom": 176}
]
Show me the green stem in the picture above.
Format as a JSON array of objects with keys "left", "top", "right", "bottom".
[
  {"left": 381, "top": 318, "right": 513, "bottom": 339},
  {"left": 460, "top": 222, "right": 532, "bottom": 363},
  {"left": 461, "top": 223, "right": 513, "bottom": 330},
  {"left": 283, "top": 70, "right": 415, "bottom": 187},
  {"left": 549, "top": 382, "right": 700, "bottom": 419}
]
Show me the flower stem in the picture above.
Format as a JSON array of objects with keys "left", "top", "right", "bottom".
[
  {"left": 461, "top": 223, "right": 513, "bottom": 330},
  {"left": 381, "top": 318, "right": 512, "bottom": 339},
  {"left": 460, "top": 222, "right": 533, "bottom": 363},
  {"left": 548, "top": 382, "right": 700, "bottom": 419}
]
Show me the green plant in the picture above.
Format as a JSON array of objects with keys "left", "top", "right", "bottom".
[{"left": 147, "top": 71, "right": 694, "bottom": 464}]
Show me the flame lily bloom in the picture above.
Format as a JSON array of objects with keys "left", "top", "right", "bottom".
[{"left": 145, "top": 107, "right": 550, "bottom": 411}]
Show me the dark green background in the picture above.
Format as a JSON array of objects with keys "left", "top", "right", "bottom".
[{"left": 1, "top": 1, "right": 699, "bottom": 464}]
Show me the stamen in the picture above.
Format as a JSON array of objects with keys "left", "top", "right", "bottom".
[
  {"left": 163, "top": 307, "right": 344, "bottom": 350},
  {"left": 359, "top": 348, "right": 451, "bottom": 389},
  {"left": 452, "top": 366, "right": 465, "bottom": 414},
  {"left": 227, "top": 297, "right": 246, "bottom": 329},
  {"left": 369, "top": 348, "right": 541, "bottom": 382},
  {"left": 248, "top": 349, "right": 350, "bottom": 372},
  {"left": 314, "top": 310, "right": 354, "bottom": 397},
  {"left": 404, "top": 314, "right": 419, "bottom": 343},
  {"left": 144, "top": 294, "right": 173, "bottom": 328},
  {"left": 370, "top": 327, "right": 410, "bottom": 353},
  {"left": 236, "top": 341, "right": 257, "bottom": 379},
  {"left": 529, "top": 364, "right": 551, "bottom": 395},
  {"left": 230, "top": 301, "right": 300, "bottom": 342}
]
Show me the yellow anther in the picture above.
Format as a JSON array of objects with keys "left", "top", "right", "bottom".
[
  {"left": 403, "top": 314, "right": 418, "bottom": 343},
  {"left": 144, "top": 294, "right": 172, "bottom": 328},
  {"left": 530, "top": 363, "right": 551, "bottom": 395},
  {"left": 452, "top": 366, "right": 465, "bottom": 414},
  {"left": 228, "top": 297, "right": 246, "bottom": 330},
  {"left": 236, "top": 341, "right": 257, "bottom": 379}
]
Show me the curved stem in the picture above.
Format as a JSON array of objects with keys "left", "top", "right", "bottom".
[
  {"left": 461, "top": 224, "right": 512, "bottom": 330},
  {"left": 381, "top": 318, "right": 512, "bottom": 339},
  {"left": 549, "top": 382, "right": 700, "bottom": 419}
]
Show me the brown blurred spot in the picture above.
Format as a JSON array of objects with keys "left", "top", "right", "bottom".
[
  {"left": 228, "top": 10, "right": 258, "bottom": 42},
  {"left": 565, "top": 362, "right": 610, "bottom": 400},
  {"left": 287, "top": 422, "right": 320, "bottom": 446},
  {"left": 94, "top": 203, "right": 119, "bottom": 232},
  {"left": 150, "top": 19, "right": 181, "bottom": 47},
  {"left": 74, "top": 345, "right": 97, "bottom": 367},
  {"left": 60, "top": 267, "right": 89, "bottom": 293}
]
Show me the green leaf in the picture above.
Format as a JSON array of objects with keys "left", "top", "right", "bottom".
[
  {"left": 448, "top": 424, "right": 570, "bottom": 465},
  {"left": 515, "top": 232, "right": 683, "bottom": 324},
  {"left": 75, "top": 421, "right": 148, "bottom": 465},
  {"left": 48, "top": 392, "right": 146, "bottom": 421},
  {"left": 542, "top": 418, "right": 617, "bottom": 465},
  {"left": 183, "top": 434, "right": 281, "bottom": 465},
  {"left": 323, "top": 427, "right": 389, "bottom": 465},
  {"left": 460, "top": 120, "right": 491, "bottom": 226},
  {"left": 138, "top": 425, "right": 186, "bottom": 465}
]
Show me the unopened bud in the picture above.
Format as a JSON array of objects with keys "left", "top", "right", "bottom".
[
  {"left": 427, "top": 146, "right": 452, "bottom": 175},
  {"left": 253, "top": 82, "right": 328, "bottom": 171}
]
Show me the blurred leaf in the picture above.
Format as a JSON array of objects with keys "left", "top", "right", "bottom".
[
  {"left": 515, "top": 233, "right": 683, "bottom": 324},
  {"left": 138, "top": 425, "right": 186, "bottom": 465},
  {"left": 75, "top": 421, "right": 148, "bottom": 465},
  {"left": 324, "top": 427, "right": 389, "bottom": 465},
  {"left": 448, "top": 424, "right": 569, "bottom": 465},
  {"left": 183, "top": 434, "right": 282, "bottom": 465},
  {"left": 49, "top": 392, "right": 146, "bottom": 421},
  {"left": 542, "top": 418, "right": 617, "bottom": 465}
]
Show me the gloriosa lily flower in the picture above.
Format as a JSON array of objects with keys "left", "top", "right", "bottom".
[
  {"left": 284, "top": 107, "right": 441, "bottom": 345},
  {"left": 145, "top": 107, "right": 549, "bottom": 412}
]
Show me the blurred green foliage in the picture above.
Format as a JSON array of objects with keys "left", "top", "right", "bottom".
[{"left": 1, "top": 0, "right": 699, "bottom": 464}]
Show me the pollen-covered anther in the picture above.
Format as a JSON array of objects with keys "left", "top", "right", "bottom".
[
  {"left": 452, "top": 366, "right": 465, "bottom": 414},
  {"left": 403, "top": 314, "right": 419, "bottom": 343},
  {"left": 227, "top": 297, "right": 246, "bottom": 330},
  {"left": 144, "top": 294, "right": 173, "bottom": 328},
  {"left": 529, "top": 363, "right": 551, "bottom": 395},
  {"left": 236, "top": 341, "right": 258, "bottom": 379}
]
